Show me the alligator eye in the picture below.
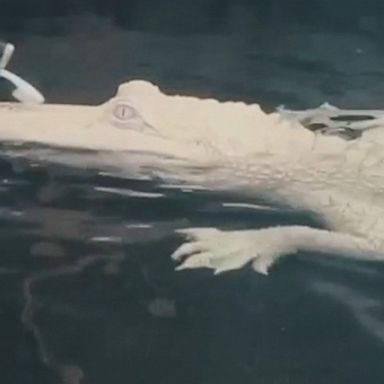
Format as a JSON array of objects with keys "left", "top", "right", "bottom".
[
  {"left": 110, "top": 101, "right": 160, "bottom": 136},
  {"left": 113, "top": 103, "right": 138, "bottom": 121}
]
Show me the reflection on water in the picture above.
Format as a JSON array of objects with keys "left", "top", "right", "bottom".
[{"left": 1, "top": 152, "right": 384, "bottom": 384}]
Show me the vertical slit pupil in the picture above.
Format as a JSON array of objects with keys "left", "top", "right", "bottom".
[{"left": 114, "top": 104, "right": 137, "bottom": 120}]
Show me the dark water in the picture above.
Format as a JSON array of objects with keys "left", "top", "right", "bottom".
[
  {"left": 1, "top": 153, "right": 384, "bottom": 384},
  {"left": 2, "top": 2, "right": 384, "bottom": 383}
]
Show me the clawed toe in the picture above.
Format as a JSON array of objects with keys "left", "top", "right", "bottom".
[
  {"left": 170, "top": 241, "right": 206, "bottom": 261},
  {"left": 252, "top": 257, "right": 273, "bottom": 275},
  {"left": 175, "top": 252, "right": 214, "bottom": 270}
]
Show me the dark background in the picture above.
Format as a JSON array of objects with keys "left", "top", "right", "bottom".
[
  {"left": 1, "top": 0, "right": 384, "bottom": 34},
  {"left": 2, "top": 0, "right": 384, "bottom": 108}
]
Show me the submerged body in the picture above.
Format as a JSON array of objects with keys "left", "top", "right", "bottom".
[{"left": 1, "top": 80, "right": 384, "bottom": 274}]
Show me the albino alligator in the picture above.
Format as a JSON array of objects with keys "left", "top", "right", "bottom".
[{"left": 1, "top": 48, "right": 384, "bottom": 275}]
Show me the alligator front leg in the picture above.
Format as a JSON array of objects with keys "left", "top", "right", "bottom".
[{"left": 171, "top": 226, "right": 379, "bottom": 275}]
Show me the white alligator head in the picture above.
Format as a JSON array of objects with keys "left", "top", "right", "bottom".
[
  {"left": 0, "top": 79, "right": 322, "bottom": 183},
  {"left": 3, "top": 80, "right": 315, "bottom": 146}
]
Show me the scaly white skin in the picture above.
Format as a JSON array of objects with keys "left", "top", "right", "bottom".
[{"left": 1, "top": 79, "right": 384, "bottom": 275}]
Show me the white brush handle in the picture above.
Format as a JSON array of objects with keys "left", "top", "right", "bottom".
[
  {"left": 0, "top": 43, "right": 15, "bottom": 69},
  {"left": 0, "top": 68, "right": 45, "bottom": 104}
]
